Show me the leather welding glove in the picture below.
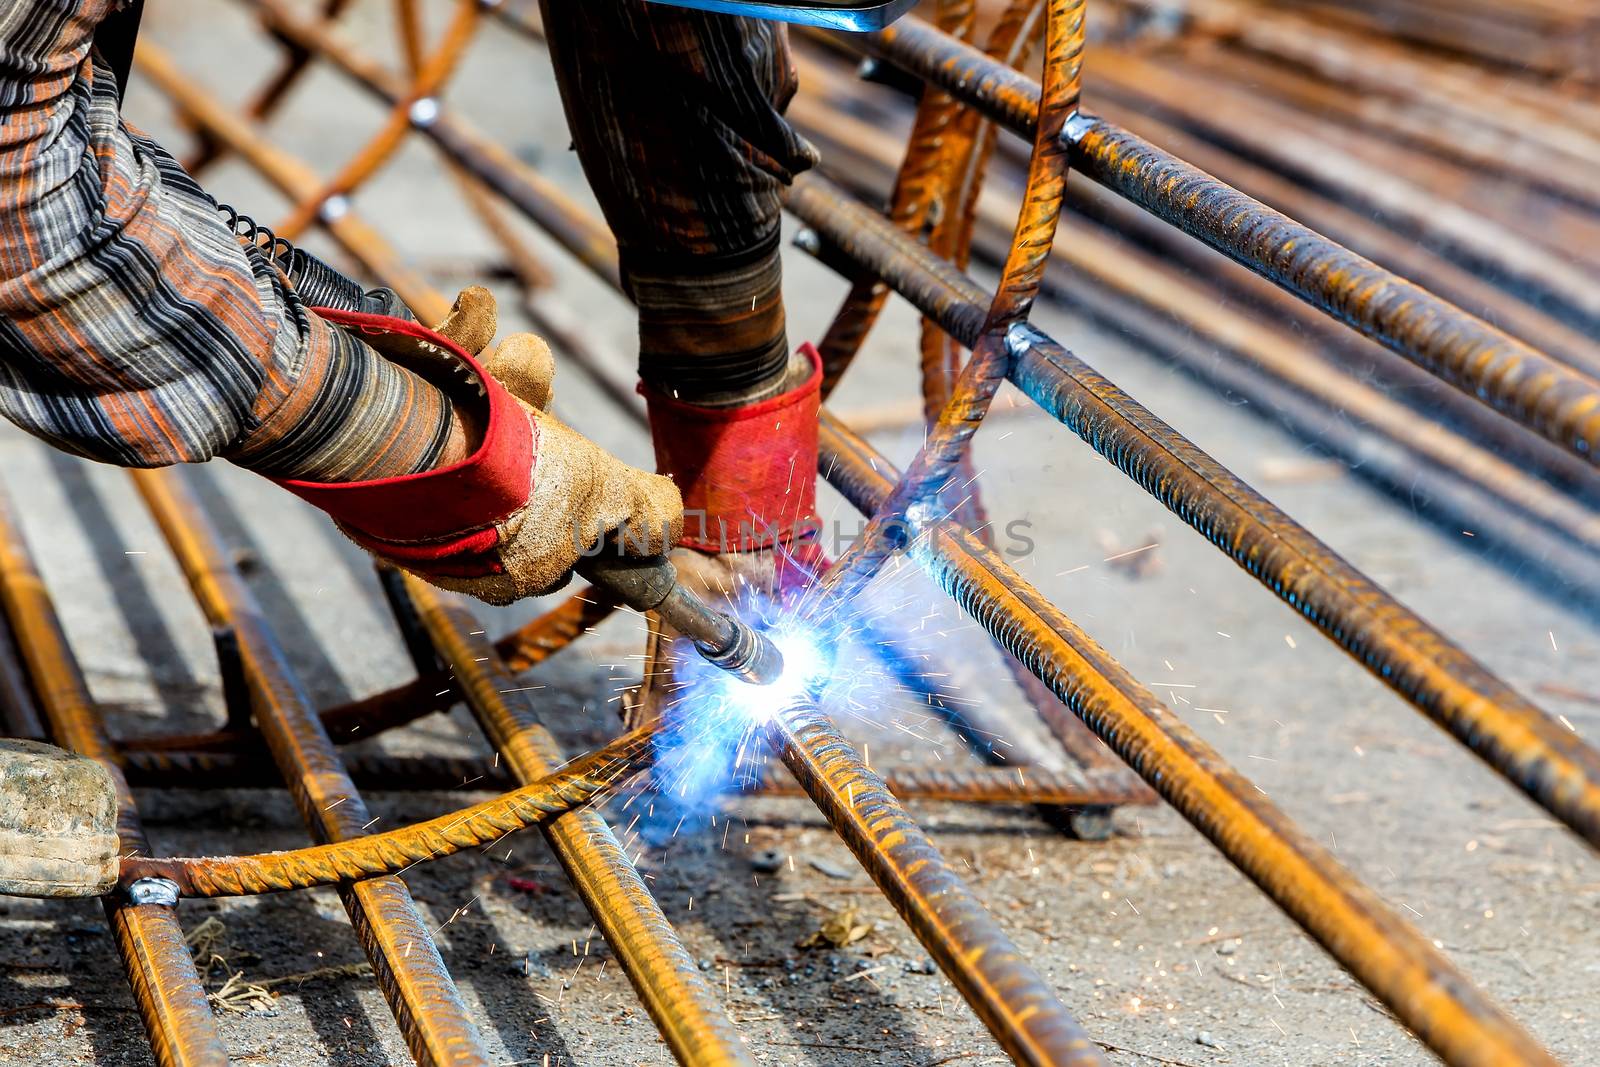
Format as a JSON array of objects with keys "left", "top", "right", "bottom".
[{"left": 275, "top": 288, "right": 683, "bottom": 605}]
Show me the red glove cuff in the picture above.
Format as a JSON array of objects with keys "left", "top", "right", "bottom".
[
  {"left": 271, "top": 309, "right": 535, "bottom": 567},
  {"left": 641, "top": 344, "right": 821, "bottom": 553}
]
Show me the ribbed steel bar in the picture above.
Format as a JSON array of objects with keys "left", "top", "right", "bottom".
[
  {"left": 814, "top": 409, "right": 1560, "bottom": 1067},
  {"left": 394, "top": 0, "right": 553, "bottom": 292},
  {"left": 495, "top": 586, "right": 619, "bottom": 672},
  {"left": 855, "top": 15, "right": 1600, "bottom": 464},
  {"left": 185, "top": 0, "right": 356, "bottom": 173},
  {"left": 789, "top": 83, "right": 1600, "bottom": 601},
  {"left": 136, "top": 48, "right": 1134, "bottom": 1059},
  {"left": 130, "top": 468, "right": 489, "bottom": 1067},
  {"left": 122, "top": 748, "right": 509, "bottom": 791},
  {"left": 1130, "top": 0, "right": 1600, "bottom": 174},
  {"left": 120, "top": 746, "right": 1148, "bottom": 806},
  {"left": 122, "top": 727, "right": 655, "bottom": 896},
  {"left": 398, "top": 576, "right": 755, "bottom": 1067},
  {"left": 788, "top": 171, "right": 1600, "bottom": 850},
  {"left": 0, "top": 488, "right": 228, "bottom": 1067},
  {"left": 915, "top": 0, "right": 1042, "bottom": 419},
  {"left": 768, "top": 700, "right": 1105, "bottom": 1066},
  {"left": 1085, "top": 49, "right": 1600, "bottom": 335},
  {"left": 238, "top": 0, "right": 1140, "bottom": 807}
]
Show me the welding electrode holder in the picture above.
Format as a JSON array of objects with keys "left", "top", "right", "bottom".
[{"left": 576, "top": 554, "right": 784, "bottom": 686}]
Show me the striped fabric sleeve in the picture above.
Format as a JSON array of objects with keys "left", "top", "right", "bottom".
[{"left": 0, "top": 0, "right": 456, "bottom": 482}]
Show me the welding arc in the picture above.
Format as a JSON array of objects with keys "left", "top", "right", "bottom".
[{"left": 119, "top": 727, "right": 655, "bottom": 897}]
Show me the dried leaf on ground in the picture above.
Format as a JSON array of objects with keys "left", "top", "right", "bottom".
[{"left": 797, "top": 905, "right": 874, "bottom": 949}]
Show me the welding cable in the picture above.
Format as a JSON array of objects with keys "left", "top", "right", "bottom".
[{"left": 118, "top": 727, "right": 654, "bottom": 897}]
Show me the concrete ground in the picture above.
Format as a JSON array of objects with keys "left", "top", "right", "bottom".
[{"left": 1, "top": 3, "right": 1597, "bottom": 1066}]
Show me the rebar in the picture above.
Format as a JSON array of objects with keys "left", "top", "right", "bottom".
[
  {"left": 787, "top": 170, "right": 1600, "bottom": 852},
  {"left": 768, "top": 699, "right": 1106, "bottom": 1066},
  {"left": 120, "top": 746, "right": 1147, "bottom": 806},
  {"left": 0, "top": 488, "right": 228, "bottom": 1067},
  {"left": 815, "top": 410, "right": 1558, "bottom": 1067},
  {"left": 130, "top": 467, "right": 491, "bottom": 1067},
  {"left": 857, "top": 15, "right": 1600, "bottom": 465},
  {"left": 397, "top": 576, "right": 758, "bottom": 1067},
  {"left": 90, "top": 5, "right": 1596, "bottom": 1065},
  {"left": 121, "top": 727, "right": 655, "bottom": 896}
]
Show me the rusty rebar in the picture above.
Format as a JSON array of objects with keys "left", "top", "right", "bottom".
[
  {"left": 855, "top": 15, "right": 1600, "bottom": 465},
  {"left": 788, "top": 81, "right": 1600, "bottom": 599},
  {"left": 398, "top": 576, "right": 756, "bottom": 1067},
  {"left": 816, "top": 0, "right": 976, "bottom": 395},
  {"left": 136, "top": 42, "right": 450, "bottom": 322},
  {"left": 814, "top": 0, "right": 1084, "bottom": 620},
  {"left": 788, "top": 171, "right": 1600, "bottom": 850},
  {"left": 121, "top": 727, "right": 655, "bottom": 897},
  {"left": 815, "top": 410, "right": 1558, "bottom": 1067},
  {"left": 130, "top": 468, "right": 490, "bottom": 1067},
  {"left": 120, "top": 746, "right": 1148, "bottom": 806},
  {"left": 0, "top": 487, "right": 228, "bottom": 1067},
  {"left": 271, "top": 0, "right": 482, "bottom": 240},
  {"left": 768, "top": 699, "right": 1106, "bottom": 1066}
]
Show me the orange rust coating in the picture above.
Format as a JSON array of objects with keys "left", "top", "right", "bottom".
[
  {"left": 121, "top": 727, "right": 656, "bottom": 897},
  {"left": 129, "top": 468, "right": 490, "bottom": 1067},
  {"left": 0, "top": 489, "right": 228, "bottom": 1067},
  {"left": 789, "top": 171, "right": 1600, "bottom": 851},
  {"left": 770, "top": 702, "right": 1106, "bottom": 1067},
  {"left": 917, "top": 0, "right": 1043, "bottom": 423},
  {"left": 399, "top": 576, "right": 757, "bottom": 1067},
  {"left": 815, "top": 412, "right": 1559, "bottom": 1067},
  {"left": 271, "top": 0, "right": 482, "bottom": 240}
]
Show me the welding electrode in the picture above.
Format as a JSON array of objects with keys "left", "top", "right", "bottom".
[{"left": 576, "top": 555, "right": 785, "bottom": 685}]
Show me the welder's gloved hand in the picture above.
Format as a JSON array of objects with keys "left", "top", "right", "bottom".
[{"left": 274, "top": 288, "right": 683, "bottom": 605}]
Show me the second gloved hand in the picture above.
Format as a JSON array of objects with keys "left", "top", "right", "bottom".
[{"left": 275, "top": 288, "right": 683, "bottom": 604}]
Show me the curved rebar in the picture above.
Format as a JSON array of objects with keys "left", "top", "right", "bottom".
[
  {"left": 120, "top": 727, "right": 655, "bottom": 897},
  {"left": 818, "top": 0, "right": 1084, "bottom": 603}
]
